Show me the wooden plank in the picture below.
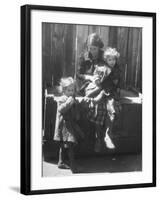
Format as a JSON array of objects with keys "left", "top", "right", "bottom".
[
  {"left": 100, "top": 26, "right": 109, "bottom": 50},
  {"left": 126, "top": 28, "right": 134, "bottom": 87},
  {"left": 135, "top": 29, "right": 142, "bottom": 90},
  {"left": 76, "top": 24, "right": 88, "bottom": 56},
  {"left": 126, "top": 28, "right": 142, "bottom": 89},
  {"left": 108, "top": 26, "right": 118, "bottom": 48},
  {"left": 42, "top": 23, "right": 52, "bottom": 88},
  {"left": 88, "top": 25, "right": 100, "bottom": 35},
  {"left": 117, "top": 27, "right": 129, "bottom": 88},
  {"left": 76, "top": 25, "right": 89, "bottom": 89},
  {"left": 64, "top": 24, "right": 76, "bottom": 77},
  {"left": 51, "top": 23, "right": 65, "bottom": 85}
]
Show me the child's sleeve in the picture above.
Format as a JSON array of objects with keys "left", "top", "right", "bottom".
[
  {"left": 58, "top": 96, "right": 75, "bottom": 114},
  {"left": 112, "top": 67, "right": 122, "bottom": 88}
]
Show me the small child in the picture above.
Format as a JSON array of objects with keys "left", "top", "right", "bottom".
[
  {"left": 84, "top": 48, "right": 121, "bottom": 152},
  {"left": 54, "top": 77, "right": 84, "bottom": 173},
  {"left": 101, "top": 47, "right": 120, "bottom": 95},
  {"left": 102, "top": 47, "right": 121, "bottom": 148}
]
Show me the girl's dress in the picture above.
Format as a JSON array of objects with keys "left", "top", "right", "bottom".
[{"left": 54, "top": 95, "right": 84, "bottom": 147}]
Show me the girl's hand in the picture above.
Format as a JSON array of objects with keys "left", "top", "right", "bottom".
[
  {"left": 66, "top": 96, "right": 75, "bottom": 106},
  {"left": 89, "top": 75, "right": 96, "bottom": 82},
  {"left": 83, "top": 96, "right": 91, "bottom": 103},
  {"left": 83, "top": 75, "right": 94, "bottom": 82},
  {"left": 93, "top": 90, "right": 105, "bottom": 103}
]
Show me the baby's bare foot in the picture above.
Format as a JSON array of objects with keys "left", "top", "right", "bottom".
[{"left": 104, "top": 137, "right": 115, "bottom": 149}]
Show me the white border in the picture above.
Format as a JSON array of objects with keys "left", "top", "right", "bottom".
[{"left": 31, "top": 10, "right": 153, "bottom": 190}]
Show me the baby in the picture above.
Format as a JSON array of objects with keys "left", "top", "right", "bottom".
[{"left": 84, "top": 65, "right": 112, "bottom": 98}]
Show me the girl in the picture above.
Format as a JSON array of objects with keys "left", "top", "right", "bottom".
[
  {"left": 76, "top": 33, "right": 105, "bottom": 152},
  {"left": 76, "top": 33, "right": 105, "bottom": 95},
  {"left": 54, "top": 77, "right": 84, "bottom": 173}
]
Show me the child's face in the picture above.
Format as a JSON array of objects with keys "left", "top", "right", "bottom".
[
  {"left": 93, "top": 75, "right": 101, "bottom": 85},
  {"left": 64, "top": 84, "right": 74, "bottom": 97},
  {"left": 88, "top": 45, "right": 99, "bottom": 58},
  {"left": 105, "top": 56, "right": 116, "bottom": 68}
]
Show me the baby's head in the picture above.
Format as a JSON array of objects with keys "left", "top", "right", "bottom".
[
  {"left": 93, "top": 65, "right": 109, "bottom": 85},
  {"left": 60, "top": 77, "right": 75, "bottom": 97},
  {"left": 104, "top": 47, "right": 120, "bottom": 68}
]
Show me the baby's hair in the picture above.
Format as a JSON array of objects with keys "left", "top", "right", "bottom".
[
  {"left": 59, "top": 77, "right": 75, "bottom": 92},
  {"left": 104, "top": 47, "right": 120, "bottom": 60}
]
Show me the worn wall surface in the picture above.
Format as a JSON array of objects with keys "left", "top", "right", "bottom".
[{"left": 42, "top": 23, "right": 142, "bottom": 91}]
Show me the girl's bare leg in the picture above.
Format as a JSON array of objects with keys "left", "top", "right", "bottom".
[
  {"left": 104, "top": 124, "right": 115, "bottom": 149},
  {"left": 94, "top": 125, "right": 102, "bottom": 152},
  {"left": 104, "top": 98, "right": 116, "bottom": 149},
  {"left": 68, "top": 144, "right": 78, "bottom": 173},
  {"left": 58, "top": 146, "right": 70, "bottom": 169},
  {"left": 104, "top": 121, "right": 115, "bottom": 149}
]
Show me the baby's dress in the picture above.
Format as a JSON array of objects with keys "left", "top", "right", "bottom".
[
  {"left": 85, "top": 65, "right": 111, "bottom": 97},
  {"left": 84, "top": 66, "right": 111, "bottom": 126}
]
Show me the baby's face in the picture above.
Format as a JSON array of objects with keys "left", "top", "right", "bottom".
[
  {"left": 64, "top": 84, "right": 74, "bottom": 97},
  {"left": 93, "top": 76, "right": 101, "bottom": 85},
  {"left": 105, "top": 56, "right": 116, "bottom": 68}
]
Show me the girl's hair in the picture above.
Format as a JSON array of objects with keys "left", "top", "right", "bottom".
[
  {"left": 86, "top": 33, "right": 104, "bottom": 49},
  {"left": 59, "top": 77, "right": 75, "bottom": 92},
  {"left": 104, "top": 47, "right": 120, "bottom": 60}
]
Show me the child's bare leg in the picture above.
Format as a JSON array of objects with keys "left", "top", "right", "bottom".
[
  {"left": 104, "top": 122, "right": 115, "bottom": 149},
  {"left": 94, "top": 125, "right": 102, "bottom": 152},
  {"left": 58, "top": 145, "right": 70, "bottom": 169},
  {"left": 104, "top": 98, "right": 116, "bottom": 149},
  {"left": 68, "top": 143, "right": 77, "bottom": 173}
]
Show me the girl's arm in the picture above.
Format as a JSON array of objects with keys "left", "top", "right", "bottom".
[
  {"left": 83, "top": 74, "right": 94, "bottom": 81},
  {"left": 58, "top": 97, "right": 75, "bottom": 114},
  {"left": 76, "top": 53, "right": 94, "bottom": 82},
  {"left": 85, "top": 86, "right": 102, "bottom": 97}
]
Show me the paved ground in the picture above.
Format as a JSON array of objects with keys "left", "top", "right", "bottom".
[{"left": 42, "top": 153, "right": 142, "bottom": 177}]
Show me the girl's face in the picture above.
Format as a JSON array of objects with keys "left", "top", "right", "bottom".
[
  {"left": 105, "top": 56, "right": 116, "bottom": 68},
  {"left": 64, "top": 84, "right": 74, "bottom": 97},
  {"left": 88, "top": 45, "right": 99, "bottom": 58}
]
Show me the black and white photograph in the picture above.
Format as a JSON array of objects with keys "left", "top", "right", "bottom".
[
  {"left": 42, "top": 23, "right": 142, "bottom": 176},
  {"left": 20, "top": 5, "right": 156, "bottom": 194}
]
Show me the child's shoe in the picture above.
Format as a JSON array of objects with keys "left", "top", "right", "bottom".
[{"left": 58, "top": 162, "right": 70, "bottom": 169}]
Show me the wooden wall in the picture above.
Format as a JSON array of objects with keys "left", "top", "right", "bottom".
[{"left": 42, "top": 23, "right": 142, "bottom": 91}]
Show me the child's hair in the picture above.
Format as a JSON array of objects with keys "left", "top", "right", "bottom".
[
  {"left": 59, "top": 77, "right": 75, "bottom": 92},
  {"left": 104, "top": 47, "right": 120, "bottom": 60}
]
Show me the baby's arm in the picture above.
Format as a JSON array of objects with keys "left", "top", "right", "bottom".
[{"left": 85, "top": 86, "right": 102, "bottom": 97}]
